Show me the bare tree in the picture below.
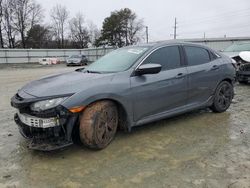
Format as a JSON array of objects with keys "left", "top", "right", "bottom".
[
  {"left": 69, "top": 13, "right": 89, "bottom": 48},
  {"left": 3, "top": 0, "right": 16, "bottom": 48},
  {"left": 11, "top": 0, "right": 43, "bottom": 48},
  {"left": 126, "top": 17, "right": 144, "bottom": 45},
  {"left": 0, "top": 0, "right": 4, "bottom": 47},
  {"left": 50, "top": 4, "right": 69, "bottom": 48},
  {"left": 87, "top": 20, "right": 100, "bottom": 47}
]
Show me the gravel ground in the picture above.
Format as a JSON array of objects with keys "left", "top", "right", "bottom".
[{"left": 0, "top": 64, "right": 250, "bottom": 188}]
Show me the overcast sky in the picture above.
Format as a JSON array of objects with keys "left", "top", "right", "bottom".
[{"left": 37, "top": 0, "right": 250, "bottom": 42}]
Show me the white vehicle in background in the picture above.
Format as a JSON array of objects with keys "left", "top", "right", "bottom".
[
  {"left": 222, "top": 43, "right": 250, "bottom": 84},
  {"left": 39, "top": 58, "right": 60, "bottom": 65}
]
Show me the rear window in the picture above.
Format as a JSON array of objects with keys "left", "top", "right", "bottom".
[{"left": 184, "top": 46, "right": 210, "bottom": 66}]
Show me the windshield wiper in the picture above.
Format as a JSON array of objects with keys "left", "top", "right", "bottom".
[
  {"left": 75, "top": 68, "right": 85, "bottom": 72},
  {"left": 85, "top": 70, "right": 102, "bottom": 74}
]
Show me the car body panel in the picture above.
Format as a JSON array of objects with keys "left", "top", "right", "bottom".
[
  {"left": 22, "top": 71, "right": 115, "bottom": 97},
  {"left": 185, "top": 59, "right": 224, "bottom": 106},
  {"left": 130, "top": 67, "right": 188, "bottom": 122},
  {"left": 239, "top": 51, "right": 250, "bottom": 63}
]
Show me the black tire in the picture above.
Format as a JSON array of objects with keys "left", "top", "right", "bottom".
[
  {"left": 210, "top": 81, "right": 234, "bottom": 113},
  {"left": 79, "top": 101, "right": 118, "bottom": 150}
]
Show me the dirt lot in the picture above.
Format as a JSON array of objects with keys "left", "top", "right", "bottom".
[{"left": 0, "top": 64, "right": 250, "bottom": 188}]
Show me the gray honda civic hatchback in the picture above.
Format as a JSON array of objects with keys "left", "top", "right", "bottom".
[{"left": 11, "top": 41, "right": 236, "bottom": 151}]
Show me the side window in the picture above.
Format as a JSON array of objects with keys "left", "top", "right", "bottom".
[
  {"left": 184, "top": 46, "right": 210, "bottom": 66},
  {"left": 143, "top": 46, "right": 181, "bottom": 71}
]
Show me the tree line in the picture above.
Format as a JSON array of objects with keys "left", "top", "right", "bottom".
[{"left": 0, "top": 0, "right": 144, "bottom": 49}]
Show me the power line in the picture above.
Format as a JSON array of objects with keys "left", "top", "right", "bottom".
[
  {"left": 179, "top": 23, "right": 250, "bottom": 36},
  {"left": 179, "top": 8, "right": 250, "bottom": 26}
]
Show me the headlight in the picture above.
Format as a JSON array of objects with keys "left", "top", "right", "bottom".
[{"left": 30, "top": 97, "right": 68, "bottom": 112}]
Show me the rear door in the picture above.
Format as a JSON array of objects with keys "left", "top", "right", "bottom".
[
  {"left": 130, "top": 45, "right": 188, "bottom": 122},
  {"left": 183, "top": 45, "right": 222, "bottom": 106}
]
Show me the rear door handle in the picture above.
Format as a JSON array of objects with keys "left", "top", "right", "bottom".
[
  {"left": 210, "top": 65, "right": 220, "bottom": 71},
  {"left": 175, "top": 73, "right": 185, "bottom": 79}
]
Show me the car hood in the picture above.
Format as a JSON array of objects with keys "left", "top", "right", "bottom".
[{"left": 21, "top": 71, "right": 114, "bottom": 97}]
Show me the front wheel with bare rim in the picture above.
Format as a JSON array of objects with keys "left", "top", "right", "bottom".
[
  {"left": 210, "top": 81, "right": 234, "bottom": 113},
  {"left": 79, "top": 101, "right": 118, "bottom": 149}
]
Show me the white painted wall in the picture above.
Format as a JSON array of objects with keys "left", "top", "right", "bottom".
[{"left": 0, "top": 47, "right": 115, "bottom": 64}]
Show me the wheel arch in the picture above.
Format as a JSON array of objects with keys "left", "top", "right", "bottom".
[
  {"left": 70, "top": 96, "right": 132, "bottom": 137},
  {"left": 87, "top": 98, "right": 131, "bottom": 132},
  {"left": 221, "top": 78, "right": 234, "bottom": 85},
  {"left": 214, "top": 77, "right": 235, "bottom": 93}
]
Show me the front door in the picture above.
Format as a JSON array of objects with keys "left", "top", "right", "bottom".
[{"left": 130, "top": 45, "right": 188, "bottom": 122}]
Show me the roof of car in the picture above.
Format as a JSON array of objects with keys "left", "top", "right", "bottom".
[{"left": 135, "top": 40, "right": 207, "bottom": 49}]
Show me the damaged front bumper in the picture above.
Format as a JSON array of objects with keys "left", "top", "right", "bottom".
[
  {"left": 11, "top": 93, "right": 78, "bottom": 151},
  {"left": 237, "top": 70, "right": 250, "bottom": 82},
  {"left": 237, "top": 63, "right": 250, "bottom": 82}
]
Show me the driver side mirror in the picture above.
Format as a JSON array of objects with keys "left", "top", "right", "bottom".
[{"left": 135, "top": 64, "right": 162, "bottom": 76}]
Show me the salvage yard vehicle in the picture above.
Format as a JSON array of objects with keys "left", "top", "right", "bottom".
[
  {"left": 66, "top": 54, "right": 88, "bottom": 66},
  {"left": 39, "top": 57, "right": 60, "bottom": 65},
  {"left": 222, "top": 42, "right": 250, "bottom": 84},
  {"left": 11, "top": 41, "right": 236, "bottom": 151}
]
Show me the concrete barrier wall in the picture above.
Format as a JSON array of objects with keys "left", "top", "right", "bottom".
[
  {"left": 1, "top": 37, "right": 250, "bottom": 64},
  {"left": 0, "top": 47, "right": 115, "bottom": 64}
]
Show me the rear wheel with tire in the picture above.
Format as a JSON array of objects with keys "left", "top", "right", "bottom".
[
  {"left": 210, "top": 81, "right": 234, "bottom": 113},
  {"left": 79, "top": 101, "right": 118, "bottom": 149}
]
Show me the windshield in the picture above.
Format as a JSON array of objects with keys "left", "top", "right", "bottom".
[
  {"left": 69, "top": 55, "right": 80, "bottom": 58},
  {"left": 224, "top": 43, "right": 250, "bottom": 52},
  {"left": 84, "top": 47, "right": 149, "bottom": 73}
]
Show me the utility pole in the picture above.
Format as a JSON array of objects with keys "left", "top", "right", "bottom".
[
  {"left": 173, "top": 17, "right": 177, "bottom": 39},
  {"left": 203, "top": 32, "right": 206, "bottom": 39},
  {"left": 146, "top": 26, "right": 149, "bottom": 43}
]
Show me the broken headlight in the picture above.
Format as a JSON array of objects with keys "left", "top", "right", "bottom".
[{"left": 30, "top": 97, "right": 68, "bottom": 112}]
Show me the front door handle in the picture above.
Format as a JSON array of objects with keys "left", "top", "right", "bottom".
[
  {"left": 175, "top": 73, "right": 185, "bottom": 79},
  {"left": 210, "top": 65, "right": 220, "bottom": 71}
]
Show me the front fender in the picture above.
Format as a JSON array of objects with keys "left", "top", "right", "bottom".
[{"left": 61, "top": 83, "right": 134, "bottom": 127}]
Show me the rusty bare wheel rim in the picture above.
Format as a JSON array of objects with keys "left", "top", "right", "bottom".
[{"left": 95, "top": 107, "right": 117, "bottom": 146}]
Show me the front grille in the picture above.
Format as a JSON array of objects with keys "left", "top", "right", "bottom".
[
  {"left": 239, "top": 63, "right": 250, "bottom": 71},
  {"left": 17, "top": 112, "right": 58, "bottom": 128},
  {"left": 15, "top": 114, "right": 66, "bottom": 141},
  {"left": 30, "top": 117, "right": 40, "bottom": 127}
]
